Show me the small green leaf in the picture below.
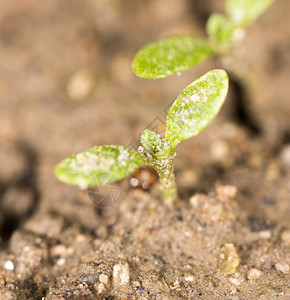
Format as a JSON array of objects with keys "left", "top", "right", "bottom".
[
  {"left": 132, "top": 35, "right": 213, "bottom": 79},
  {"left": 206, "top": 14, "right": 237, "bottom": 49},
  {"left": 141, "top": 130, "right": 171, "bottom": 159},
  {"left": 55, "top": 145, "right": 148, "bottom": 188},
  {"left": 226, "top": 0, "right": 275, "bottom": 26},
  {"left": 165, "top": 69, "right": 229, "bottom": 146},
  {"left": 141, "top": 130, "right": 161, "bottom": 154}
]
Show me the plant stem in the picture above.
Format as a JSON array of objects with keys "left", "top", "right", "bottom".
[{"left": 154, "top": 155, "right": 177, "bottom": 205}]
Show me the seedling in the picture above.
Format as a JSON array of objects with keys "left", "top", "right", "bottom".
[
  {"left": 55, "top": 69, "right": 228, "bottom": 204},
  {"left": 132, "top": 0, "right": 274, "bottom": 79}
]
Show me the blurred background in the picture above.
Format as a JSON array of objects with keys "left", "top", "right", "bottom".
[{"left": 0, "top": 0, "right": 289, "bottom": 251}]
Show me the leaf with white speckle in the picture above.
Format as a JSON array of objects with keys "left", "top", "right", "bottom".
[
  {"left": 132, "top": 35, "right": 213, "bottom": 79},
  {"left": 55, "top": 145, "right": 148, "bottom": 188},
  {"left": 141, "top": 129, "right": 170, "bottom": 158},
  {"left": 206, "top": 14, "right": 238, "bottom": 49},
  {"left": 226, "top": 0, "right": 275, "bottom": 26},
  {"left": 141, "top": 130, "right": 161, "bottom": 154},
  {"left": 165, "top": 69, "right": 229, "bottom": 147}
]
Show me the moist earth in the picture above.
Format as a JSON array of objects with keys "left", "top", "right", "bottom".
[{"left": 0, "top": 0, "right": 289, "bottom": 299}]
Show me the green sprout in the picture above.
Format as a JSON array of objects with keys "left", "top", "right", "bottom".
[
  {"left": 55, "top": 69, "right": 229, "bottom": 204},
  {"left": 132, "top": 0, "right": 274, "bottom": 79}
]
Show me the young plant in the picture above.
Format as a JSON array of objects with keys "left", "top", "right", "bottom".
[
  {"left": 132, "top": 0, "right": 275, "bottom": 79},
  {"left": 55, "top": 69, "right": 229, "bottom": 204}
]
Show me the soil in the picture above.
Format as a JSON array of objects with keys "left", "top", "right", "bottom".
[{"left": 0, "top": 0, "right": 289, "bottom": 299}]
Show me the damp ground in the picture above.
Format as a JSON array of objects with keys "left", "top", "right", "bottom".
[{"left": 0, "top": 0, "right": 289, "bottom": 299}]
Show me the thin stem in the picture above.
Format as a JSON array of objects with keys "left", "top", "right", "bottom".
[
  {"left": 158, "top": 161, "right": 177, "bottom": 204},
  {"left": 152, "top": 154, "right": 177, "bottom": 205}
]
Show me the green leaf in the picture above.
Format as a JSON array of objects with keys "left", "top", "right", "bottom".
[
  {"left": 141, "top": 130, "right": 161, "bottom": 154},
  {"left": 206, "top": 14, "right": 237, "bottom": 49},
  {"left": 225, "top": 0, "right": 275, "bottom": 26},
  {"left": 165, "top": 69, "right": 229, "bottom": 146},
  {"left": 141, "top": 129, "right": 171, "bottom": 159},
  {"left": 55, "top": 145, "right": 148, "bottom": 188},
  {"left": 132, "top": 35, "right": 213, "bottom": 79}
]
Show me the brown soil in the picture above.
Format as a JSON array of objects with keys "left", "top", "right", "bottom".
[{"left": 0, "top": 0, "right": 289, "bottom": 299}]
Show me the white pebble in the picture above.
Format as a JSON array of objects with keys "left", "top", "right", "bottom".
[
  {"left": 184, "top": 274, "right": 195, "bottom": 282},
  {"left": 129, "top": 177, "right": 139, "bottom": 187},
  {"left": 132, "top": 280, "right": 140, "bottom": 288},
  {"left": 281, "top": 230, "right": 290, "bottom": 244},
  {"left": 280, "top": 144, "right": 290, "bottom": 166},
  {"left": 189, "top": 194, "right": 203, "bottom": 208},
  {"left": 96, "top": 282, "right": 106, "bottom": 294},
  {"left": 259, "top": 230, "right": 271, "bottom": 239},
  {"left": 247, "top": 268, "right": 263, "bottom": 280},
  {"left": 57, "top": 258, "right": 66, "bottom": 267},
  {"left": 229, "top": 273, "right": 243, "bottom": 286},
  {"left": 275, "top": 262, "right": 289, "bottom": 274},
  {"left": 4, "top": 260, "right": 14, "bottom": 271},
  {"left": 50, "top": 244, "right": 67, "bottom": 257},
  {"left": 99, "top": 274, "right": 109, "bottom": 285},
  {"left": 113, "top": 262, "right": 130, "bottom": 287}
]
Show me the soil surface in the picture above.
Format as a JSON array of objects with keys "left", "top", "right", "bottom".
[{"left": 0, "top": 0, "right": 289, "bottom": 299}]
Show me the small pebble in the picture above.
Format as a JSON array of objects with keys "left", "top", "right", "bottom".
[
  {"left": 99, "top": 274, "right": 109, "bottom": 285},
  {"left": 4, "top": 261, "right": 14, "bottom": 271},
  {"left": 129, "top": 178, "right": 139, "bottom": 187},
  {"left": 259, "top": 230, "right": 272, "bottom": 239},
  {"left": 229, "top": 287, "right": 237, "bottom": 295},
  {"left": 184, "top": 274, "right": 195, "bottom": 282},
  {"left": 219, "top": 243, "right": 240, "bottom": 275},
  {"left": 229, "top": 273, "right": 243, "bottom": 286},
  {"left": 113, "top": 262, "right": 130, "bottom": 287},
  {"left": 66, "top": 69, "right": 95, "bottom": 101},
  {"left": 216, "top": 185, "right": 237, "bottom": 199},
  {"left": 247, "top": 268, "right": 263, "bottom": 280},
  {"left": 132, "top": 281, "right": 140, "bottom": 288},
  {"left": 95, "top": 282, "right": 106, "bottom": 294},
  {"left": 275, "top": 262, "right": 289, "bottom": 274},
  {"left": 280, "top": 144, "right": 290, "bottom": 166},
  {"left": 189, "top": 194, "right": 204, "bottom": 208},
  {"left": 281, "top": 230, "right": 290, "bottom": 244},
  {"left": 173, "top": 280, "right": 180, "bottom": 288},
  {"left": 50, "top": 244, "right": 67, "bottom": 257},
  {"left": 210, "top": 139, "right": 229, "bottom": 162},
  {"left": 57, "top": 258, "right": 66, "bottom": 267}
]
